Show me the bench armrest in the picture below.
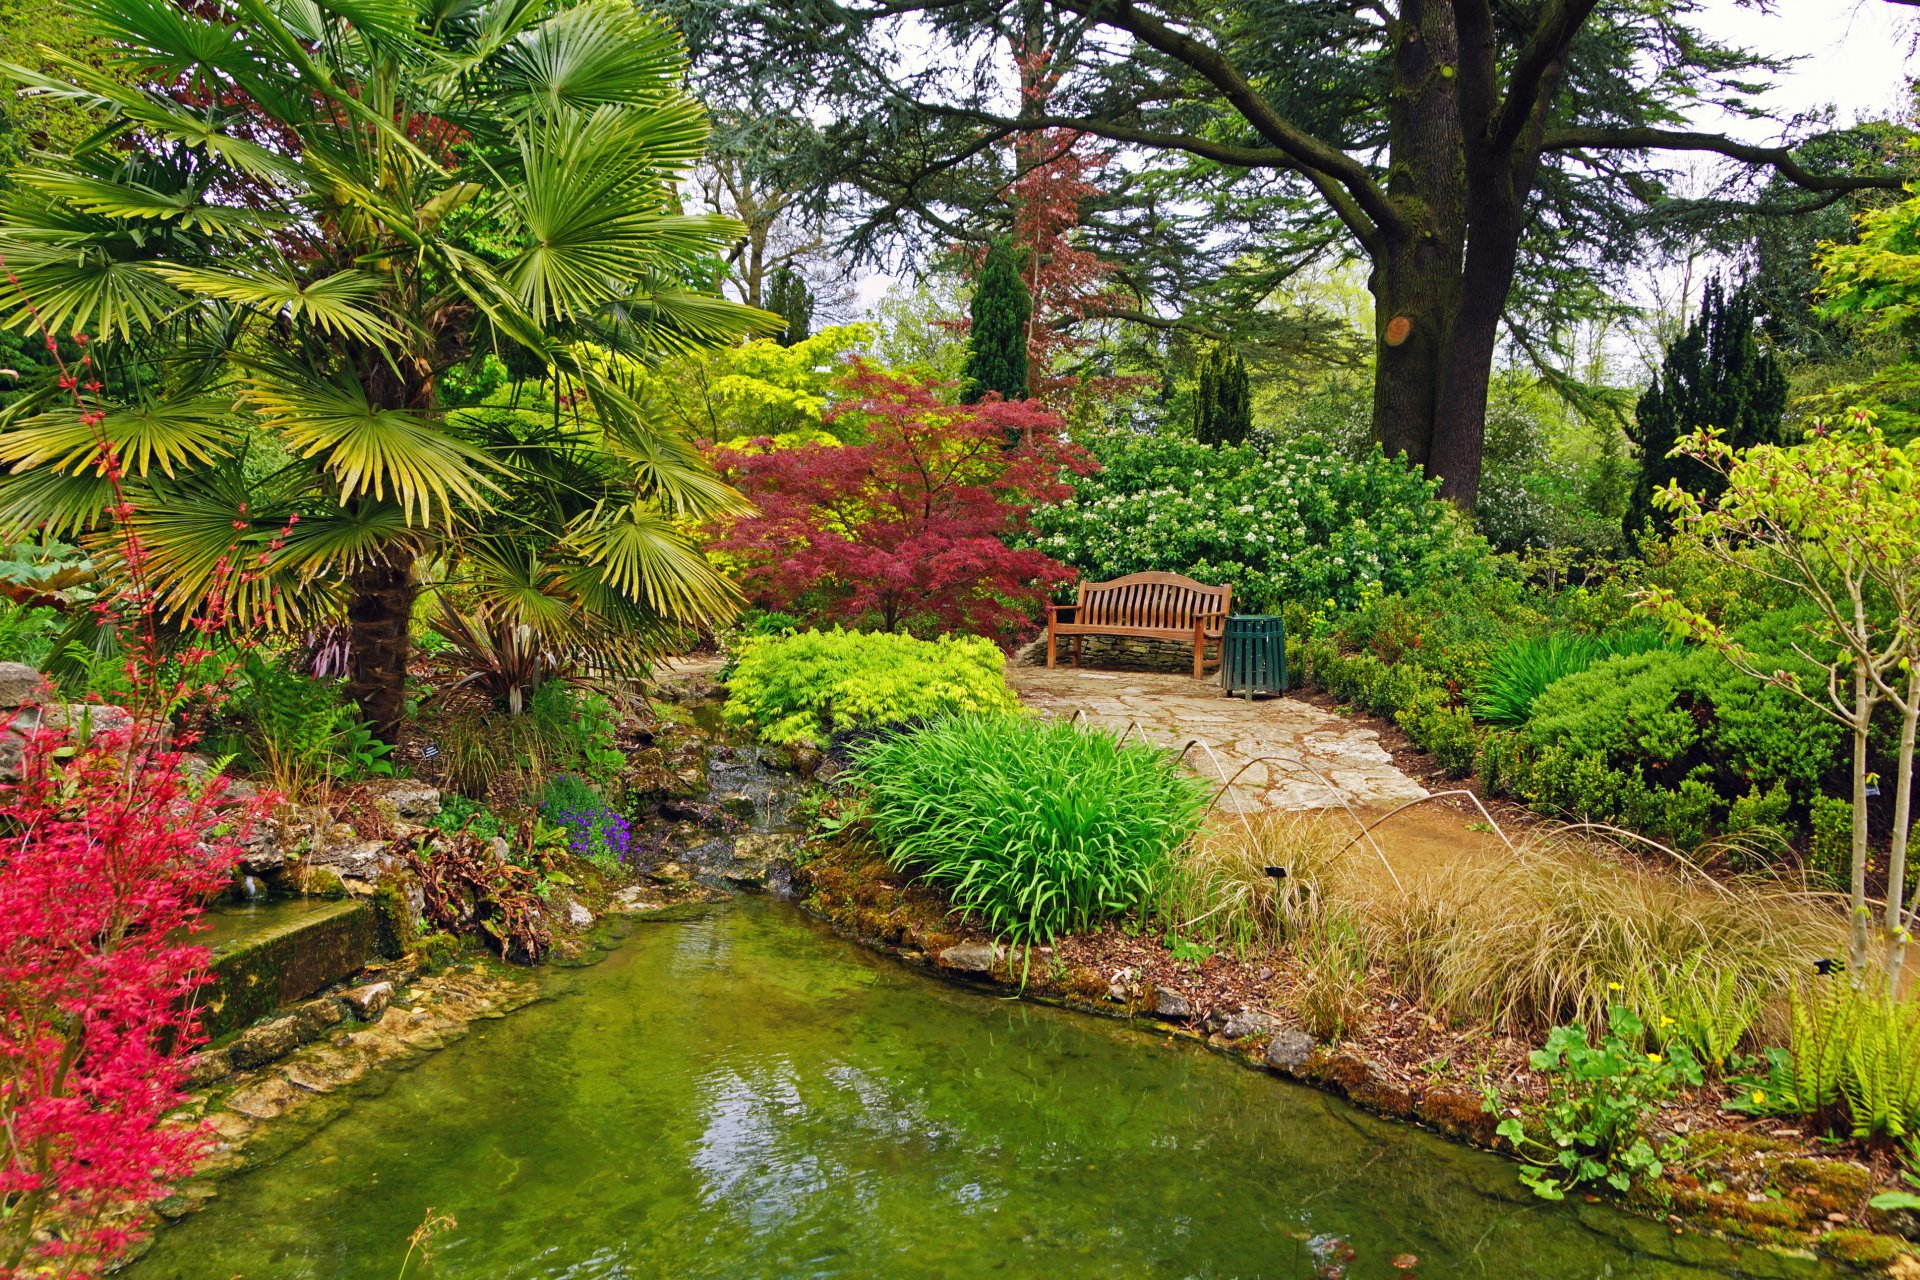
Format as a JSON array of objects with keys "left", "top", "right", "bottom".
[
  {"left": 1047, "top": 603, "right": 1079, "bottom": 619},
  {"left": 1193, "top": 609, "right": 1229, "bottom": 624}
]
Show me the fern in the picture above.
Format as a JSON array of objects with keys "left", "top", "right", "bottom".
[{"left": 1655, "top": 958, "right": 1759, "bottom": 1072}]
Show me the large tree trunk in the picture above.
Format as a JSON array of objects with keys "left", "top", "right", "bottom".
[
  {"left": 1368, "top": 0, "right": 1465, "bottom": 477},
  {"left": 345, "top": 546, "right": 418, "bottom": 745}
]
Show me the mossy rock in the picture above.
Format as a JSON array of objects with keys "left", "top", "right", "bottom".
[{"left": 1821, "top": 1227, "right": 1909, "bottom": 1266}]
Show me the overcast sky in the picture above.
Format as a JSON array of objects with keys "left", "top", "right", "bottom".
[{"left": 1695, "top": 0, "right": 1915, "bottom": 136}]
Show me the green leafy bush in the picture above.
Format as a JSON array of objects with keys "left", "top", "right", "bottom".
[
  {"left": 851, "top": 715, "right": 1209, "bottom": 944},
  {"left": 724, "top": 628, "right": 1018, "bottom": 745},
  {"left": 1027, "top": 433, "right": 1487, "bottom": 612},
  {"left": 1490, "top": 1004, "right": 1702, "bottom": 1200},
  {"left": 1502, "top": 610, "right": 1841, "bottom": 844},
  {"left": 220, "top": 654, "right": 392, "bottom": 794},
  {"left": 0, "top": 601, "right": 62, "bottom": 668}
]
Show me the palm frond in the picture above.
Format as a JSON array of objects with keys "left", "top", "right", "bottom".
[
  {"left": 564, "top": 500, "right": 741, "bottom": 624},
  {"left": 242, "top": 360, "right": 501, "bottom": 523},
  {"left": 148, "top": 264, "right": 400, "bottom": 342},
  {"left": 0, "top": 398, "right": 237, "bottom": 479},
  {"left": 481, "top": 0, "right": 688, "bottom": 120},
  {"left": 15, "top": 171, "right": 293, "bottom": 238}
]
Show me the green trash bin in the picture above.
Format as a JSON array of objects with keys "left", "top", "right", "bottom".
[{"left": 1220, "top": 614, "right": 1286, "bottom": 700}]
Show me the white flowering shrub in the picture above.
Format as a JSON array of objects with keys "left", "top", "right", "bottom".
[{"left": 1026, "top": 433, "right": 1487, "bottom": 610}]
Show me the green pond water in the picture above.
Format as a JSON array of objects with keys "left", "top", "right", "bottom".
[{"left": 130, "top": 901, "right": 1833, "bottom": 1279}]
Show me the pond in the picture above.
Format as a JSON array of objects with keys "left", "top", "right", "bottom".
[{"left": 130, "top": 901, "right": 1830, "bottom": 1279}]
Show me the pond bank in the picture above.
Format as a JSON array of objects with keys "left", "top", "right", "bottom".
[{"left": 792, "top": 835, "right": 1915, "bottom": 1273}]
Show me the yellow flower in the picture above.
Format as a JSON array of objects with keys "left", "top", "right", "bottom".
[
  {"left": 1660, "top": 1016, "right": 1676, "bottom": 1027},
  {"left": 1752, "top": 1090, "right": 1768, "bottom": 1105},
  {"left": 1647, "top": 1053, "right": 1663, "bottom": 1064},
  {"left": 1607, "top": 982, "right": 1623, "bottom": 992}
]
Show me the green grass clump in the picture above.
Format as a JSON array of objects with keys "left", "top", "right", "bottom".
[
  {"left": 851, "top": 715, "right": 1209, "bottom": 945},
  {"left": 1471, "top": 625, "right": 1672, "bottom": 726},
  {"left": 724, "top": 628, "right": 1018, "bottom": 745}
]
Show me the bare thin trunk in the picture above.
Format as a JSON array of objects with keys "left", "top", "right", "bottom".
[
  {"left": 1851, "top": 668, "right": 1874, "bottom": 977},
  {"left": 1886, "top": 667, "right": 1920, "bottom": 990}
]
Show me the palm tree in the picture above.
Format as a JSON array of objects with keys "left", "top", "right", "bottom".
[{"left": 0, "top": 0, "right": 775, "bottom": 739}]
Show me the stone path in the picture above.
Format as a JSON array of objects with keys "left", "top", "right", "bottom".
[{"left": 1007, "top": 665, "right": 1429, "bottom": 815}]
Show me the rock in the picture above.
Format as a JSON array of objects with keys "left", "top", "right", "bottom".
[
  {"left": 362, "top": 778, "right": 442, "bottom": 823},
  {"left": 791, "top": 746, "right": 824, "bottom": 777},
  {"left": 225, "top": 1076, "right": 302, "bottom": 1121},
  {"left": 238, "top": 823, "right": 286, "bottom": 875},
  {"left": 184, "top": 1046, "right": 234, "bottom": 1088},
  {"left": 41, "top": 702, "right": 134, "bottom": 739},
  {"left": 0, "top": 662, "right": 49, "bottom": 708},
  {"left": 339, "top": 981, "right": 393, "bottom": 1022},
  {"left": 1264, "top": 1027, "right": 1318, "bottom": 1074},
  {"left": 1414, "top": 1085, "right": 1499, "bottom": 1143},
  {"left": 289, "top": 997, "right": 345, "bottom": 1040},
  {"left": 727, "top": 832, "right": 802, "bottom": 888},
  {"left": 937, "top": 941, "right": 1004, "bottom": 973},
  {"left": 650, "top": 862, "right": 689, "bottom": 882},
  {"left": 716, "top": 792, "right": 757, "bottom": 821},
  {"left": 488, "top": 836, "right": 512, "bottom": 862},
  {"left": 309, "top": 837, "right": 391, "bottom": 881},
  {"left": 1151, "top": 989, "right": 1192, "bottom": 1020},
  {"left": 566, "top": 899, "right": 594, "bottom": 928},
  {"left": 229, "top": 1016, "right": 302, "bottom": 1070},
  {"left": 1321, "top": 1050, "right": 1414, "bottom": 1114},
  {"left": 1218, "top": 1009, "right": 1278, "bottom": 1040}
]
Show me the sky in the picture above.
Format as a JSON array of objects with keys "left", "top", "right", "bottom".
[{"left": 1692, "top": 0, "right": 1915, "bottom": 138}]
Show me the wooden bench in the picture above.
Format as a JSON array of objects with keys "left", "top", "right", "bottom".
[{"left": 1046, "top": 572, "right": 1233, "bottom": 678}]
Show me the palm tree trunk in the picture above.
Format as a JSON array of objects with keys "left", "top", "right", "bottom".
[{"left": 346, "top": 547, "right": 418, "bottom": 745}]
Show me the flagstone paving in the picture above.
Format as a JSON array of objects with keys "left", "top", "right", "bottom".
[{"left": 1005, "top": 664, "right": 1430, "bottom": 815}]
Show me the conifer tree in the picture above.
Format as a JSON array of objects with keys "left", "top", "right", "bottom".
[
  {"left": 768, "top": 265, "right": 814, "bottom": 346},
  {"left": 963, "top": 240, "right": 1031, "bottom": 402},
  {"left": 1626, "top": 278, "right": 1788, "bottom": 540},
  {"left": 1195, "top": 347, "right": 1252, "bottom": 447}
]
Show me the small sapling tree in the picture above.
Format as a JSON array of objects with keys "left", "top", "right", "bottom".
[{"left": 1641, "top": 414, "right": 1920, "bottom": 981}]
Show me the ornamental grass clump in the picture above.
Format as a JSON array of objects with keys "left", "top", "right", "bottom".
[{"left": 851, "top": 715, "right": 1209, "bottom": 945}]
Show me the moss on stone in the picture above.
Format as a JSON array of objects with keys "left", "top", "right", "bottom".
[
  {"left": 202, "top": 900, "right": 375, "bottom": 1040},
  {"left": 1821, "top": 1227, "right": 1908, "bottom": 1266}
]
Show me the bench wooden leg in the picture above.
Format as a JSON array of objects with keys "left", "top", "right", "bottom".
[
  {"left": 1072, "top": 636, "right": 1082, "bottom": 668},
  {"left": 1046, "top": 627, "right": 1057, "bottom": 668},
  {"left": 1192, "top": 637, "right": 1204, "bottom": 680}
]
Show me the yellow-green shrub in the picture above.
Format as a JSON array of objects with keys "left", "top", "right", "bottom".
[{"left": 723, "top": 628, "right": 1020, "bottom": 745}]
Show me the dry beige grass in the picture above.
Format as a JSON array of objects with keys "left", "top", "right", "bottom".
[{"left": 1161, "top": 808, "right": 1848, "bottom": 1040}]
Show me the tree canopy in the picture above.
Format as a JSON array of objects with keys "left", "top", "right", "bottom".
[{"left": 663, "top": 0, "right": 1910, "bottom": 506}]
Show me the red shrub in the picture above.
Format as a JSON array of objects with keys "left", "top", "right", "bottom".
[
  {"left": 710, "top": 363, "right": 1090, "bottom": 640},
  {"left": 0, "top": 729, "right": 257, "bottom": 1277}
]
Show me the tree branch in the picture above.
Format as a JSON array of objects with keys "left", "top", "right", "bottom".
[
  {"left": 1542, "top": 127, "right": 1909, "bottom": 192},
  {"left": 1491, "top": 0, "right": 1601, "bottom": 156},
  {"left": 1044, "top": 0, "right": 1402, "bottom": 240}
]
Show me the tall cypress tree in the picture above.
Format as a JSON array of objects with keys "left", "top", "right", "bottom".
[
  {"left": 962, "top": 240, "right": 1030, "bottom": 402},
  {"left": 767, "top": 265, "right": 813, "bottom": 346},
  {"left": 1195, "top": 346, "right": 1252, "bottom": 446},
  {"left": 1625, "top": 277, "right": 1787, "bottom": 541}
]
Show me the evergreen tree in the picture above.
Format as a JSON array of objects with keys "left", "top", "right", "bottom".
[
  {"left": 1625, "top": 278, "right": 1788, "bottom": 541},
  {"left": 767, "top": 265, "right": 814, "bottom": 346},
  {"left": 962, "top": 241, "right": 1030, "bottom": 402},
  {"left": 1194, "top": 346, "right": 1252, "bottom": 446}
]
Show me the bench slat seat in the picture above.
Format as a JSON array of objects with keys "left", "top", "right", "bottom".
[{"left": 1045, "top": 572, "right": 1232, "bottom": 678}]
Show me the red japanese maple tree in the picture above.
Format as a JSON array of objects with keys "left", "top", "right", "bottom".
[
  {"left": 709, "top": 362, "right": 1090, "bottom": 640},
  {"left": 0, "top": 727, "right": 255, "bottom": 1278}
]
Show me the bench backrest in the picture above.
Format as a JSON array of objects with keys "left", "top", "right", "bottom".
[{"left": 1076, "top": 572, "right": 1231, "bottom": 631}]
